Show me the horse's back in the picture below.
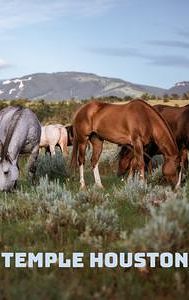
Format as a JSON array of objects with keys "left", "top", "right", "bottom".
[
  {"left": 73, "top": 99, "right": 164, "bottom": 136},
  {"left": 41, "top": 125, "right": 60, "bottom": 146},
  {"left": 74, "top": 101, "right": 107, "bottom": 123},
  {"left": 0, "top": 107, "right": 40, "bottom": 139}
]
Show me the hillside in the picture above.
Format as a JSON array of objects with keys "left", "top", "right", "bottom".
[
  {"left": 0, "top": 72, "right": 188, "bottom": 100},
  {"left": 0, "top": 72, "right": 166, "bottom": 100}
]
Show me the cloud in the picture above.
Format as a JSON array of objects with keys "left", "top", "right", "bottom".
[
  {"left": 149, "top": 55, "right": 189, "bottom": 68},
  {"left": 0, "top": 59, "right": 10, "bottom": 69},
  {"left": 87, "top": 46, "right": 145, "bottom": 58},
  {"left": 87, "top": 46, "right": 189, "bottom": 68},
  {"left": 177, "top": 29, "right": 189, "bottom": 38},
  {"left": 0, "top": 0, "right": 122, "bottom": 31},
  {"left": 146, "top": 40, "right": 189, "bottom": 49}
]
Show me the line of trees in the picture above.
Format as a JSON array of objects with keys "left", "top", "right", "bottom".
[{"left": 141, "top": 91, "right": 189, "bottom": 101}]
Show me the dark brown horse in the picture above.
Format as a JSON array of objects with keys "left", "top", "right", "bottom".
[
  {"left": 71, "top": 100, "right": 181, "bottom": 188},
  {"left": 118, "top": 103, "right": 189, "bottom": 177},
  {"left": 65, "top": 125, "right": 74, "bottom": 146}
]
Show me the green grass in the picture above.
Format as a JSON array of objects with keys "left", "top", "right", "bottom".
[
  {"left": 0, "top": 149, "right": 189, "bottom": 300},
  {"left": 0, "top": 99, "right": 189, "bottom": 299}
]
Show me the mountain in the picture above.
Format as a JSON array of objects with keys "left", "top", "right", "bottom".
[
  {"left": 0, "top": 72, "right": 188, "bottom": 100},
  {"left": 168, "top": 81, "right": 189, "bottom": 96}
]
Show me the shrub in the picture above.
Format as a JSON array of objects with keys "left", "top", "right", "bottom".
[
  {"left": 124, "top": 187, "right": 189, "bottom": 251},
  {"left": 113, "top": 175, "right": 151, "bottom": 209},
  {"left": 18, "top": 177, "right": 119, "bottom": 241},
  {"left": 35, "top": 152, "right": 69, "bottom": 181}
]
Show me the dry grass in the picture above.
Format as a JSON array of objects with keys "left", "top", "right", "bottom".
[
  {"left": 148, "top": 99, "right": 189, "bottom": 107},
  {"left": 115, "top": 99, "right": 189, "bottom": 107}
]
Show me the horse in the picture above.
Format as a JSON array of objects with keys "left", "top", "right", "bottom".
[
  {"left": 40, "top": 124, "right": 68, "bottom": 156},
  {"left": 71, "top": 99, "right": 181, "bottom": 188},
  {"left": 154, "top": 104, "right": 189, "bottom": 169},
  {"left": 118, "top": 103, "right": 189, "bottom": 177},
  {"left": 65, "top": 125, "right": 74, "bottom": 146},
  {"left": 65, "top": 124, "right": 92, "bottom": 151},
  {"left": 0, "top": 106, "right": 41, "bottom": 191}
]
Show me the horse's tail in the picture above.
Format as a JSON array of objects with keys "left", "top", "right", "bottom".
[{"left": 70, "top": 127, "right": 78, "bottom": 169}]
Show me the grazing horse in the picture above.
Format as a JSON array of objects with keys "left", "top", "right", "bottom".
[
  {"left": 154, "top": 104, "right": 189, "bottom": 169},
  {"left": 0, "top": 106, "right": 41, "bottom": 191},
  {"left": 118, "top": 104, "right": 189, "bottom": 177},
  {"left": 117, "top": 142, "right": 159, "bottom": 177},
  {"left": 71, "top": 100, "right": 181, "bottom": 188},
  {"left": 40, "top": 124, "right": 68, "bottom": 156}
]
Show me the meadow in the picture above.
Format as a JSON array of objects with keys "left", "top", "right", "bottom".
[{"left": 0, "top": 98, "right": 189, "bottom": 300}]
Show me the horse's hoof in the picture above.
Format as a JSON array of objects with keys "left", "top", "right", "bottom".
[
  {"left": 80, "top": 184, "right": 87, "bottom": 191},
  {"left": 94, "top": 183, "right": 104, "bottom": 189}
]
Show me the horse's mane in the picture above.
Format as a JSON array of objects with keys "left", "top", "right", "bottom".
[
  {"left": 1, "top": 106, "right": 23, "bottom": 161},
  {"left": 133, "top": 99, "right": 178, "bottom": 148}
]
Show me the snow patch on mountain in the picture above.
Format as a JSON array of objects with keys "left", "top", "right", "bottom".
[
  {"left": 3, "top": 77, "right": 32, "bottom": 89},
  {"left": 9, "top": 88, "right": 16, "bottom": 95},
  {"left": 3, "top": 80, "right": 11, "bottom": 85},
  {"left": 175, "top": 81, "right": 189, "bottom": 87}
]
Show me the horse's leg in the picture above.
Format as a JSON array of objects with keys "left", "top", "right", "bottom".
[
  {"left": 28, "top": 144, "right": 40, "bottom": 180},
  {"left": 58, "top": 132, "right": 69, "bottom": 156},
  {"left": 59, "top": 140, "right": 69, "bottom": 157},
  {"left": 127, "top": 156, "right": 141, "bottom": 180},
  {"left": 90, "top": 138, "right": 104, "bottom": 188},
  {"left": 63, "top": 141, "right": 69, "bottom": 156},
  {"left": 78, "top": 139, "right": 88, "bottom": 189},
  {"left": 144, "top": 155, "right": 152, "bottom": 174},
  {"left": 45, "top": 146, "right": 50, "bottom": 155},
  {"left": 59, "top": 142, "right": 64, "bottom": 154},
  {"left": 127, "top": 158, "right": 135, "bottom": 179},
  {"left": 133, "top": 137, "right": 145, "bottom": 180},
  {"left": 63, "top": 137, "right": 69, "bottom": 156},
  {"left": 147, "top": 160, "right": 153, "bottom": 174},
  {"left": 64, "top": 134, "right": 69, "bottom": 156},
  {"left": 49, "top": 145, "right": 56, "bottom": 156},
  {"left": 181, "top": 148, "right": 188, "bottom": 170}
]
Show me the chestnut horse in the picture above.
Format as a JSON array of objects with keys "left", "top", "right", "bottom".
[
  {"left": 71, "top": 100, "right": 181, "bottom": 188},
  {"left": 118, "top": 104, "right": 189, "bottom": 177}
]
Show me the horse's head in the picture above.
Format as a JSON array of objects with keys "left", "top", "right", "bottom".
[
  {"left": 117, "top": 146, "right": 134, "bottom": 176},
  {"left": 0, "top": 141, "right": 19, "bottom": 191},
  {"left": 65, "top": 125, "right": 74, "bottom": 146},
  {"left": 162, "top": 155, "right": 181, "bottom": 187}
]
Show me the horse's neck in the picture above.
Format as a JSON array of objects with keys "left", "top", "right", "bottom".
[
  {"left": 3, "top": 109, "right": 23, "bottom": 161},
  {"left": 6, "top": 139, "right": 21, "bottom": 161},
  {"left": 153, "top": 115, "right": 178, "bottom": 158}
]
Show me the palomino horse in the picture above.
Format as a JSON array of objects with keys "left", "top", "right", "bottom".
[
  {"left": 40, "top": 124, "right": 68, "bottom": 156},
  {"left": 118, "top": 104, "right": 189, "bottom": 177},
  {"left": 71, "top": 100, "right": 181, "bottom": 188}
]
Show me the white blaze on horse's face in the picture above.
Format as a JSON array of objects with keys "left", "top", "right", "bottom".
[{"left": 0, "top": 159, "right": 19, "bottom": 191}]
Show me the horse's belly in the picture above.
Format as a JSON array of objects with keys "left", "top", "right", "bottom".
[{"left": 95, "top": 128, "right": 131, "bottom": 145}]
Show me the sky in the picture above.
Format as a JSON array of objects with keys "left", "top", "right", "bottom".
[{"left": 0, "top": 0, "right": 189, "bottom": 88}]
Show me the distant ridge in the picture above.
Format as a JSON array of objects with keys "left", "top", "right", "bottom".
[{"left": 0, "top": 71, "right": 188, "bottom": 101}]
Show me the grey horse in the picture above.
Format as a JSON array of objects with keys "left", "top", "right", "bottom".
[{"left": 0, "top": 106, "right": 41, "bottom": 191}]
